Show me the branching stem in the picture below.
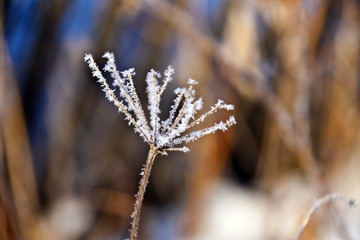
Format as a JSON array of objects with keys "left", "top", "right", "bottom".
[{"left": 86, "top": 53, "right": 236, "bottom": 240}]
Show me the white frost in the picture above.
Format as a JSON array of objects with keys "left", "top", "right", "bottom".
[{"left": 85, "top": 52, "right": 236, "bottom": 151}]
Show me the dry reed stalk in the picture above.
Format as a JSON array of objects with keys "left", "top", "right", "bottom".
[{"left": 1, "top": 49, "right": 40, "bottom": 239}]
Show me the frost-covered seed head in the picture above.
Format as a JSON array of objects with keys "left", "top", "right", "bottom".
[{"left": 85, "top": 52, "right": 236, "bottom": 152}]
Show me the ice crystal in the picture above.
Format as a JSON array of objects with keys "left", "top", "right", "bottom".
[{"left": 85, "top": 52, "right": 236, "bottom": 154}]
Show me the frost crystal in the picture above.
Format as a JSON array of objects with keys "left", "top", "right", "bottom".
[{"left": 85, "top": 52, "right": 236, "bottom": 154}]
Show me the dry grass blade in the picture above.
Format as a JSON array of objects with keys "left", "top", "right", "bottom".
[{"left": 295, "top": 193, "right": 356, "bottom": 240}]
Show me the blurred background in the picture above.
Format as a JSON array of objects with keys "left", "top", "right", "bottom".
[{"left": 1, "top": 0, "right": 360, "bottom": 239}]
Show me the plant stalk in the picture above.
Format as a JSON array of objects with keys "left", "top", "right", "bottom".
[{"left": 129, "top": 145, "right": 158, "bottom": 240}]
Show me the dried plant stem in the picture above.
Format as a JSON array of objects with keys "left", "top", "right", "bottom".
[
  {"left": 294, "top": 193, "right": 356, "bottom": 240},
  {"left": 130, "top": 145, "right": 158, "bottom": 240},
  {"left": 2, "top": 53, "right": 40, "bottom": 239},
  {"left": 86, "top": 53, "right": 235, "bottom": 240}
]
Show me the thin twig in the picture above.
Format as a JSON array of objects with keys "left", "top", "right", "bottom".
[
  {"left": 126, "top": 72, "right": 151, "bottom": 136},
  {"left": 161, "top": 89, "right": 184, "bottom": 133},
  {"left": 86, "top": 55, "right": 151, "bottom": 144},
  {"left": 294, "top": 193, "right": 356, "bottom": 240},
  {"left": 108, "top": 64, "right": 152, "bottom": 139},
  {"left": 165, "top": 84, "right": 194, "bottom": 136},
  {"left": 129, "top": 146, "right": 158, "bottom": 240}
]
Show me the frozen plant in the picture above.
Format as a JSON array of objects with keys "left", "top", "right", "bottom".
[{"left": 84, "top": 52, "right": 236, "bottom": 240}]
